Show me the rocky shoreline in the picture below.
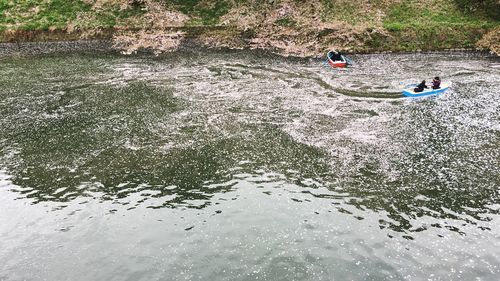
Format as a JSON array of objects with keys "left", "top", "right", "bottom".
[
  {"left": 0, "top": 40, "right": 113, "bottom": 57},
  {"left": 1, "top": 38, "right": 492, "bottom": 60}
]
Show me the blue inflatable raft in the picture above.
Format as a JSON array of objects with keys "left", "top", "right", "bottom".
[{"left": 402, "top": 83, "right": 451, "bottom": 97}]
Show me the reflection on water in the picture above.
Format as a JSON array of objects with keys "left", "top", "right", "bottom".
[{"left": 0, "top": 51, "right": 499, "bottom": 280}]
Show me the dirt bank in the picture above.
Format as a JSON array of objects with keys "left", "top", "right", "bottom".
[{"left": 1, "top": 0, "right": 498, "bottom": 56}]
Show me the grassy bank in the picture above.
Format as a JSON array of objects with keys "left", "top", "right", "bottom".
[
  {"left": 0, "top": 0, "right": 498, "bottom": 54},
  {"left": 0, "top": 0, "right": 143, "bottom": 31}
]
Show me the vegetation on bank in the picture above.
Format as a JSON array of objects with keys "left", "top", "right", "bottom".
[
  {"left": 0, "top": 0, "right": 144, "bottom": 31},
  {"left": 0, "top": 0, "right": 499, "bottom": 54},
  {"left": 383, "top": 1, "right": 496, "bottom": 31}
]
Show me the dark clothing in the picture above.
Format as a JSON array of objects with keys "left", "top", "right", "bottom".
[
  {"left": 432, "top": 80, "right": 441, "bottom": 89},
  {"left": 330, "top": 52, "right": 344, "bottom": 61},
  {"left": 414, "top": 81, "right": 428, "bottom": 93}
]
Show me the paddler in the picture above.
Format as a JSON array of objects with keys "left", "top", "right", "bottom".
[
  {"left": 432, "top": 77, "right": 441, "bottom": 89},
  {"left": 414, "top": 80, "right": 428, "bottom": 93}
]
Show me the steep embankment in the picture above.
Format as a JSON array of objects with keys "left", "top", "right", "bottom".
[{"left": 0, "top": 0, "right": 499, "bottom": 55}]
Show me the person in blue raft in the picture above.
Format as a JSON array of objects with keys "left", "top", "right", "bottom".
[
  {"left": 431, "top": 76, "right": 441, "bottom": 89},
  {"left": 414, "top": 77, "right": 441, "bottom": 92},
  {"left": 414, "top": 80, "right": 428, "bottom": 92}
]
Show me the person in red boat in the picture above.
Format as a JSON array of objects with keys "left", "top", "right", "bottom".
[{"left": 329, "top": 50, "right": 344, "bottom": 62}]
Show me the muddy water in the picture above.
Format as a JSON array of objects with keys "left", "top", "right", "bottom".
[{"left": 0, "top": 51, "right": 499, "bottom": 280}]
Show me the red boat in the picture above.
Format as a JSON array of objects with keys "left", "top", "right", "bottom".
[{"left": 327, "top": 51, "right": 348, "bottom": 68}]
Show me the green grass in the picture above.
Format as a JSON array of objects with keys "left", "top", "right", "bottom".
[
  {"left": 320, "top": 0, "right": 391, "bottom": 25},
  {"left": 383, "top": 1, "right": 497, "bottom": 31},
  {"left": 72, "top": 3, "right": 144, "bottom": 30},
  {"left": 366, "top": 24, "right": 488, "bottom": 52},
  {"left": 167, "top": 0, "right": 232, "bottom": 25},
  {"left": 0, "top": 0, "right": 144, "bottom": 31},
  {"left": 0, "top": 0, "right": 91, "bottom": 30},
  {"left": 318, "top": 0, "right": 498, "bottom": 30},
  {"left": 275, "top": 16, "right": 297, "bottom": 27},
  {"left": 379, "top": 1, "right": 498, "bottom": 52},
  {"left": 321, "top": 0, "right": 366, "bottom": 25}
]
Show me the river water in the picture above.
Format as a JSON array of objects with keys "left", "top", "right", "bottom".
[{"left": 0, "top": 51, "right": 499, "bottom": 280}]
